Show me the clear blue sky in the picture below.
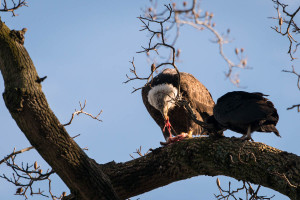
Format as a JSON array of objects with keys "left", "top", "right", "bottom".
[{"left": 0, "top": 0, "right": 299, "bottom": 199}]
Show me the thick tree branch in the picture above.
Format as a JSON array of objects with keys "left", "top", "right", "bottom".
[
  {"left": 101, "top": 137, "right": 300, "bottom": 200},
  {"left": 0, "top": 19, "right": 119, "bottom": 200}
]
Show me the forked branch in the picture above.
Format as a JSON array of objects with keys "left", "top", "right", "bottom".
[
  {"left": 63, "top": 100, "right": 103, "bottom": 126},
  {"left": 0, "top": 147, "right": 62, "bottom": 199},
  {"left": 283, "top": 65, "right": 300, "bottom": 112},
  {"left": 270, "top": 0, "right": 300, "bottom": 60},
  {"left": 125, "top": 4, "right": 182, "bottom": 95},
  {"left": 0, "top": 0, "right": 28, "bottom": 16}
]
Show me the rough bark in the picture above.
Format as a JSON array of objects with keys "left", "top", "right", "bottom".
[
  {"left": 101, "top": 137, "right": 300, "bottom": 200},
  {"left": 1, "top": 18, "right": 300, "bottom": 200},
  {"left": 0, "top": 19, "right": 120, "bottom": 200}
]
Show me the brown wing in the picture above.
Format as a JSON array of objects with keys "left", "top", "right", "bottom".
[
  {"left": 141, "top": 69, "right": 215, "bottom": 139},
  {"left": 179, "top": 72, "right": 215, "bottom": 135}
]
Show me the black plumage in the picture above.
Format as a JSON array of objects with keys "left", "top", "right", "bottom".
[
  {"left": 142, "top": 68, "right": 215, "bottom": 144},
  {"left": 212, "top": 91, "right": 280, "bottom": 140}
]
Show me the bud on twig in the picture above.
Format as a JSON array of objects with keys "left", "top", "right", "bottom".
[
  {"left": 249, "top": 184, "right": 254, "bottom": 195},
  {"left": 279, "top": 17, "right": 283, "bottom": 26},
  {"left": 216, "top": 178, "right": 221, "bottom": 188},
  {"left": 242, "top": 59, "right": 247, "bottom": 67},
  {"left": 16, "top": 187, "right": 23, "bottom": 194},
  {"left": 34, "top": 161, "right": 38, "bottom": 170},
  {"left": 151, "top": 63, "right": 156, "bottom": 72},
  {"left": 176, "top": 49, "right": 181, "bottom": 58},
  {"left": 235, "top": 48, "right": 239, "bottom": 55}
]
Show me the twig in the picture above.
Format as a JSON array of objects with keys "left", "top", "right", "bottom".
[
  {"left": 0, "top": 146, "right": 34, "bottom": 165},
  {"left": 63, "top": 100, "right": 103, "bottom": 126},
  {"left": 130, "top": 146, "right": 150, "bottom": 159},
  {"left": 0, "top": 147, "right": 62, "bottom": 199},
  {"left": 0, "top": 0, "right": 28, "bottom": 16},
  {"left": 214, "top": 179, "right": 275, "bottom": 200},
  {"left": 287, "top": 104, "right": 300, "bottom": 112},
  {"left": 270, "top": 0, "right": 300, "bottom": 60},
  {"left": 125, "top": 4, "right": 182, "bottom": 94},
  {"left": 282, "top": 66, "right": 300, "bottom": 112}
]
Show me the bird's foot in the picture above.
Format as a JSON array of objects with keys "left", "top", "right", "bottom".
[
  {"left": 160, "top": 133, "right": 189, "bottom": 146},
  {"left": 239, "top": 135, "right": 254, "bottom": 141},
  {"left": 163, "top": 118, "right": 172, "bottom": 134}
]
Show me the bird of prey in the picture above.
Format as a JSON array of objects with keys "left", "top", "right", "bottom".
[
  {"left": 142, "top": 68, "right": 215, "bottom": 145},
  {"left": 211, "top": 91, "right": 280, "bottom": 140}
]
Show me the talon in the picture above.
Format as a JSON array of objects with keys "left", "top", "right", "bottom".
[{"left": 160, "top": 133, "right": 188, "bottom": 146}]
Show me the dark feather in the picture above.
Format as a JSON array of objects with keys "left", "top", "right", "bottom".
[{"left": 213, "top": 91, "right": 280, "bottom": 137}]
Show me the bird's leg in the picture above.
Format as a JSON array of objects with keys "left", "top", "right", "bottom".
[
  {"left": 240, "top": 126, "right": 254, "bottom": 141},
  {"left": 187, "top": 130, "right": 193, "bottom": 138},
  {"left": 163, "top": 117, "right": 173, "bottom": 139},
  {"left": 161, "top": 118, "right": 189, "bottom": 146}
]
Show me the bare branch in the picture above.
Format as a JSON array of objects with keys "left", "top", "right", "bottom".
[
  {"left": 63, "top": 100, "right": 103, "bottom": 126},
  {"left": 287, "top": 104, "right": 300, "bottom": 112},
  {"left": 270, "top": 0, "right": 300, "bottom": 60},
  {"left": 282, "top": 65, "right": 300, "bottom": 90},
  {"left": 282, "top": 66, "right": 300, "bottom": 112},
  {"left": 127, "top": 0, "right": 249, "bottom": 94},
  {"left": 0, "top": 146, "right": 34, "bottom": 165},
  {"left": 129, "top": 146, "right": 151, "bottom": 159},
  {"left": 0, "top": 0, "right": 28, "bottom": 16},
  {"left": 145, "top": 0, "right": 249, "bottom": 86},
  {"left": 125, "top": 4, "right": 182, "bottom": 94},
  {"left": 0, "top": 147, "right": 62, "bottom": 199},
  {"left": 214, "top": 179, "right": 275, "bottom": 200}
]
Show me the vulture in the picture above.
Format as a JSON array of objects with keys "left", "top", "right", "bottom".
[
  {"left": 211, "top": 91, "right": 280, "bottom": 140},
  {"left": 142, "top": 68, "right": 215, "bottom": 145}
]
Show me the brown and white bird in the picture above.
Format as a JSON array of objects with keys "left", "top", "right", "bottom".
[
  {"left": 211, "top": 91, "right": 280, "bottom": 140},
  {"left": 142, "top": 68, "right": 215, "bottom": 145}
]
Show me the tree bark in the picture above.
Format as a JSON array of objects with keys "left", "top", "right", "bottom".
[
  {"left": 101, "top": 137, "right": 300, "bottom": 200},
  {"left": 1, "top": 18, "right": 300, "bottom": 200},
  {"left": 0, "top": 19, "right": 120, "bottom": 200}
]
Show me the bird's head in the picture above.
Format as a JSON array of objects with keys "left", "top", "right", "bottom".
[{"left": 147, "top": 83, "right": 178, "bottom": 119}]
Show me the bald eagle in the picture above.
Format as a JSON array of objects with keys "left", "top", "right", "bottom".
[
  {"left": 142, "top": 68, "right": 215, "bottom": 145},
  {"left": 211, "top": 91, "right": 280, "bottom": 140}
]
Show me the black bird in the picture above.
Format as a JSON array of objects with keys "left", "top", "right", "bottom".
[
  {"left": 211, "top": 91, "right": 280, "bottom": 140},
  {"left": 142, "top": 68, "right": 215, "bottom": 145}
]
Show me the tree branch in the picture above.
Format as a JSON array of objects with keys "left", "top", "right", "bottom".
[
  {"left": 0, "top": 146, "right": 34, "bottom": 165},
  {"left": 0, "top": 0, "right": 28, "bottom": 16},
  {"left": 0, "top": 19, "right": 119, "bottom": 200},
  {"left": 101, "top": 137, "right": 300, "bottom": 200}
]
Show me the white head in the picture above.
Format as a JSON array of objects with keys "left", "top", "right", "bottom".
[{"left": 147, "top": 83, "right": 178, "bottom": 119}]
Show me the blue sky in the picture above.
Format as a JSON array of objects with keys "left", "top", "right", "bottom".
[{"left": 0, "top": 0, "right": 299, "bottom": 199}]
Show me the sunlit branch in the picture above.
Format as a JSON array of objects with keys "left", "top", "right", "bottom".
[
  {"left": 63, "top": 100, "right": 103, "bottom": 126},
  {"left": 0, "top": 0, "right": 28, "bottom": 16},
  {"left": 270, "top": 0, "right": 300, "bottom": 60},
  {"left": 214, "top": 178, "right": 275, "bottom": 200}
]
